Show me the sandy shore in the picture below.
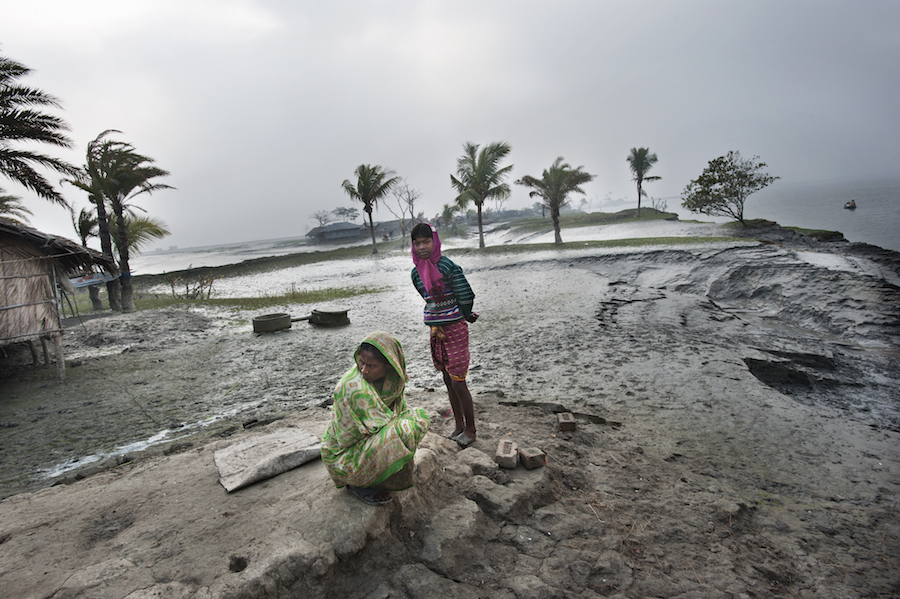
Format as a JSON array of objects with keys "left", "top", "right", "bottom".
[{"left": 0, "top": 222, "right": 898, "bottom": 598}]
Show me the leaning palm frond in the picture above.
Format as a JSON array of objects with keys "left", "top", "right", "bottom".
[
  {"left": 108, "top": 213, "right": 171, "bottom": 254},
  {"left": 0, "top": 54, "right": 78, "bottom": 205},
  {"left": 0, "top": 188, "right": 33, "bottom": 223}
]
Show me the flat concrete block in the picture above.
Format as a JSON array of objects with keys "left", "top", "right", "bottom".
[
  {"left": 557, "top": 412, "right": 576, "bottom": 431},
  {"left": 495, "top": 440, "right": 519, "bottom": 469},
  {"left": 518, "top": 447, "right": 546, "bottom": 470}
]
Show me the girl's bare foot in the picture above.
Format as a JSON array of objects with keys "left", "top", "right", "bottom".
[{"left": 455, "top": 432, "right": 475, "bottom": 447}]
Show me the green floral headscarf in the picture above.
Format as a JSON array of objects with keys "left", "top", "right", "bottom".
[{"left": 354, "top": 331, "right": 408, "bottom": 407}]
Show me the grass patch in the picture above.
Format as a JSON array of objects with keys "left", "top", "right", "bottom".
[
  {"left": 504, "top": 208, "right": 678, "bottom": 234},
  {"left": 448, "top": 236, "right": 742, "bottom": 256},
  {"left": 720, "top": 219, "right": 847, "bottom": 242},
  {"left": 721, "top": 219, "right": 778, "bottom": 229},
  {"left": 132, "top": 243, "right": 392, "bottom": 288},
  {"left": 64, "top": 285, "right": 386, "bottom": 316},
  {"left": 784, "top": 227, "right": 846, "bottom": 242}
]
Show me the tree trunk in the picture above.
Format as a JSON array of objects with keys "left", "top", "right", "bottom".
[
  {"left": 367, "top": 210, "right": 378, "bottom": 254},
  {"left": 114, "top": 205, "right": 136, "bottom": 313},
  {"left": 552, "top": 208, "right": 563, "bottom": 245},
  {"left": 95, "top": 200, "right": 121, "bottom": 311},
  {"left": 477, "top": 203, "right": 485, "bottom": 249},
  {"left": 106, "top": 280, "right": 121, "bottom": 312},
  {"left": 88, "top": 285, "right": 104, "bottom": 310},
  {"left": 636, "top": 180, "right": 642, "bottom": 218}
]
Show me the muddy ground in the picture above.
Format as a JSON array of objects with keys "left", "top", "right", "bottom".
[{"left": 0, "top": 232, "right": 899, "bottom": 598}]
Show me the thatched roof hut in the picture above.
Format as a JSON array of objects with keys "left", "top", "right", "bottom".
[{"left": 0, "top": 218, "right": 115, "bottom": 381}]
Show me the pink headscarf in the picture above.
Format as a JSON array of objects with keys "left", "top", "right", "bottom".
[{"left": 411, "top": 223, "right": 443, "bottom": 296}]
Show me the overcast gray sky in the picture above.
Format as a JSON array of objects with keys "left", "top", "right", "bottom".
[{"left": 3, "top": 0, "right": 899, "bottom": 249}]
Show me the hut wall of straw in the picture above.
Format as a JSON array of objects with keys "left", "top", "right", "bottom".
[{"left": 0, "top": 241, "right": 63, "bottom": 346}]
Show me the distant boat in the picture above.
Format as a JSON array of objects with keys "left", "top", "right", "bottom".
[{"left": 844, "top": 200, "right": 857, "bottom": 210}]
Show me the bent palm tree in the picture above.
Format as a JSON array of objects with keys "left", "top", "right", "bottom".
[
  {"left": 516, "top": 157, "right": 594, "bottom": 245},
  {"left": 70, "top": 207, "right": 106, "bottom": 310},
  {"left": 64, "top": 164, "right": 121, "bottom": 310},
  {"left": 81, "top": 131, "right": 172, "bottom": 312},
  {"left": 0, "top": 54, "right": 77, "bottom": 205},
  {"left": 450, "top": 141, "right": 513, "bottom": 248},
  {"left": 342, "top": 164, "right": 400, "bottom": 254},
  {"left": 626, "top": 147, "right": 661, "bottom": 217}
]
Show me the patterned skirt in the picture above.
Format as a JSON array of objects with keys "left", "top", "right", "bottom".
[{"left": 430, "top": 320, "right": 470, "bottom": 381}]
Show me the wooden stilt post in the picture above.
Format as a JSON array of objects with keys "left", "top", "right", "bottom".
[{"left": 54, "top": 334, "right": 65, "bottom": 382}]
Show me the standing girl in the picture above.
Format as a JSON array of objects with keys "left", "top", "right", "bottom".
[{"left": 411, "top": 223, "right": 479, "bottom": 447}]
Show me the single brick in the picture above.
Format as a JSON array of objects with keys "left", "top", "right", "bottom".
[
  {"left": 518, "top": 446, "right": 546, "bottom": 469},
  {"left": 557, "top": 412, "right": 576, "bottom": 431},
  {"left": 495, "top": 440, "right": 519, "bottom": 469}
]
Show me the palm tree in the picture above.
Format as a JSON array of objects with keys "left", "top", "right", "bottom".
[
  {"left": 108, "top": 213, "right": 170, "bottom": 254},
  {"left": 80, "top": 131, "right": 172, "bottom": 312},
  {"left": 0, "top": 54, "right": 77, "bottom": 205},
  {"left": 626, "top": 147, "right": 661, "bottom": 217},
  {"left": 450, "top": 141, "right": 513, "bottom": 248},
  {"left": 441, "top": 202, "right": 458, "bottom": 227},
  {"left": 69, "top": 206, "right": 105, "bottom": 310},
  {"left": 64, "top": 161, "right": 121, "bottom": 310},
  {"left": 0, "top": 189, "right": 33, "bottom": 223},
  {"left": 516, "top": 157, "right": 594, "bottom": 245},
  {"left": 342, "top": 164, "right": 400, "bottom": 254}
]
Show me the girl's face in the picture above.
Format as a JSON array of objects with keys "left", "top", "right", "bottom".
[
  {"left": 413, "top": 235, "right": 434, "bottom": 259},
  {"left": 357, "top": 348, "right": 388, "bottom": 383}
]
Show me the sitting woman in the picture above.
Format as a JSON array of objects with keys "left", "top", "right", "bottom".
[{"left": 321, "top": 332, "right": 431, "bottom": 505}]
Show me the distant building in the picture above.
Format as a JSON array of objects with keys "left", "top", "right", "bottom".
[{"left": 306, "top": 222, "right": 366, "bottom": 244}]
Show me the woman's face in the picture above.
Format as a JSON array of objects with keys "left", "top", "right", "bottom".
[
  {"left": 413, "top": 235, "right": 434, "bottom": 259},
  {"left": 357, "top": 348, "right": 388, "bottom": 383}
]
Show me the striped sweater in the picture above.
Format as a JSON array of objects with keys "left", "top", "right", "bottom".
[{"left": 411, "top": 256, "right": 475, "bottom": 325}]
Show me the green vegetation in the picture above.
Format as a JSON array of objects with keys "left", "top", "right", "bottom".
[
  {"left": 682, "top": 151, "right": 778, "bottom": 224},
  {"left": 0, "top": 53, "right": 77, "bottom": 206},
  {"left": 626, "top": 147, "right": 661, "bottom": 217},
  {"left": 132, "top": 244, "right": 383, "bottom": 288},
  {"left": 451, "top": 141, "right": 514, "bottom": 248},
  {"left": 784, "top": 227, "right": 846, "bottom": 242},
  {"left": 65, "top": 284, "right": 385, "bottom": 316},
  {"left": 342, "top": 164, "right": 401, "bottom": 255},
  {"left": 67, "top": 131, "right": 172, "bottom": 313},
  {"left": 448, "top": 235, "right": 742, "bottom": 256},
  {"left": 515, "top": 156, "right": 595, "bottom": 245},
  {"left": 504, "top": 206, "right": 678, "bottom": 235}
]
